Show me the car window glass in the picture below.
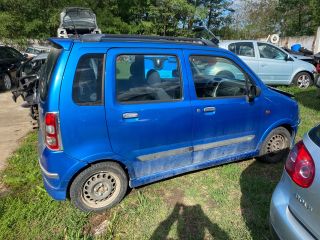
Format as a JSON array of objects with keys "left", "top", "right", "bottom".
[
  {"left": 116, "top": 54, "right": 182, "bottom": 103},
  {"left": 6, "top": 47, "right": 22, "bottom": 59},
  {"left": 39, "top": 47, "right": 62, "bottom": 101},
  {"left": 258, "top": 43, "right": 287, "bottom": 60},
  {"left": 72, "top": 54, "right": 104, "bottom": 104},
  {"left": 228, "top": 42, "right": 255, "bottom": 57},
  {"left": 309, "top": 125, "right": 320, "bottom": 147},
  {"left": 189, "top": 55, "right": 250, "bottom": 98},
  {"left": 0, "top": 48, "right": 14, "bottom": 59}
]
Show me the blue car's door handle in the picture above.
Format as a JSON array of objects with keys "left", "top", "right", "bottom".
[
  {"left": 203, "top": 107, "right": 216, "bottom": 113},
  {"left": 122, "top": 112, "right": 139, "bottom": 119}
]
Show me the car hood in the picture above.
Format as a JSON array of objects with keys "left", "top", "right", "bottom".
[
  {"left": 293, "top": 57, "right": 316, "bottom": 71},
  {"left": 267, "top": 86, "right": 295, "bottom": 98},
  {"left": 291, "top": 54, "right": 313, "bottom": 61},
  {"left": 61, "top": 8, "right": 97, "bottom": 29}
]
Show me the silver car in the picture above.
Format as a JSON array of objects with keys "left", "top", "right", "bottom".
[
  {"left": 270, "top": 124, "right": 320, "bottom": 239},
  {"left": 219, "top": 40, "right": 317, "bottom": 88}
]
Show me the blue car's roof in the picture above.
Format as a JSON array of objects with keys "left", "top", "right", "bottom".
[{"left": 49, "top": 34, "right": 230, "bottom": 55}]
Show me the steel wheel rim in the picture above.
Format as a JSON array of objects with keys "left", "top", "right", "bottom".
[
  {"left": 266, "top": 134, "right": 286, "bottom": 153},
  {"left": 297, "top": 74, "right": 310, "bottom": 88},
  {"left": 81, "top": 171, "right": 121, "bottom": 208},
  {"left": 3, "top": 74, "right": 11, "bottom": 90}
]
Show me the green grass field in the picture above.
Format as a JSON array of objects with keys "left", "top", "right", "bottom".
[{"left": 0, "top": 86, "right": 319, "bottom": 240}]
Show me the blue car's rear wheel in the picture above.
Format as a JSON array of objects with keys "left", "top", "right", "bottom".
[{"left": 70, "top": 162, "right": 128, "bottom": 212}]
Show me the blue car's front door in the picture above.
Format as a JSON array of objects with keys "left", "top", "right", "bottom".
[
  {"left": 105, "top": 48, "right": 193, "bottom": 180},
  {"left": 185, "top": 50, "right": 264, "bottom": 164}
]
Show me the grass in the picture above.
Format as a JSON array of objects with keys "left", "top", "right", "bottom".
[{"left": 0, "top": 86, "right": 319, "bottom": 239}]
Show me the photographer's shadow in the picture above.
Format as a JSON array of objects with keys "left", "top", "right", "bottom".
[{"left": 151, "top": 203, "right": 230, "bottom": 240}]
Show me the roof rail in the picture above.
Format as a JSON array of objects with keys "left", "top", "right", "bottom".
[{"left": 79, "top": 34, "right": 218, "bottom": 47}]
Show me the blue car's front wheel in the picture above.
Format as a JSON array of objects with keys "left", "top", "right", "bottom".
[{"left": 257, "top": 127, "right": 291, "bottom": 163}]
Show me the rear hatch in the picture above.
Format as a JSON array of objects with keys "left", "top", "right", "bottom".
[
  {"left": 38, "top": 45, "right": 63, "bottom": 149},
  {"left": 288, "top": 125, "right": 320, "bottom": 238}
]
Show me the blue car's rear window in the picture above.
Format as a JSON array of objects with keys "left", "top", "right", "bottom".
[
  {"left": 309, "top": 125, "right": 320, "bottom": 147},
  {"left": 39, "top": 46, "right": 62, "bottom": 101}
]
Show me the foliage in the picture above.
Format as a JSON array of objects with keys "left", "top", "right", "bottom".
[
  {"left": 0, "top": 0, "right": 233, "bottom": 39},
  {"left": 230, "top": 0, "right": 320, "bottom": 39}
]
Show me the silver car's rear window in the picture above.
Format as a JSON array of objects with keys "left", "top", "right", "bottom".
[{"left": 309, "top": 125, "right": 320, "bottom": 147}]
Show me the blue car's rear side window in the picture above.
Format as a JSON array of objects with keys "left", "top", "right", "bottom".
[
  {"left": 309, "top": 125, "right": 320, "bottom": 147},
  {"left": 116, "top": 54, "right": 182, "bottom": 103},
  {"left": 39, "top": 46, "right": 62, "bottom": 101},
  {"left": 72, "top": 54, "right": 104, "bottom": 105}
]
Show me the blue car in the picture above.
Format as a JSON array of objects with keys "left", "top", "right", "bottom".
[{"left": 38, "top": 35, "right": 299, "bottom": 212}]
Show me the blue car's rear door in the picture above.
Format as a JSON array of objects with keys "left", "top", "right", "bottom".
[
  {"left": 184, "top": 50, "right": 264, "bottom": 164},
  {"left": 105, "top": 48, "right": 193, "bottom": 180}
]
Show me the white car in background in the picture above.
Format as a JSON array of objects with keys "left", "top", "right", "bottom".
[{"left": 219, "top": 40, "right": 317, "bottom": 88}]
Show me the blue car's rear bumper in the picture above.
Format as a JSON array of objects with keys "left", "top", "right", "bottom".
[{"left": 38, "top": 133, "right": 87, "bottom": 200}]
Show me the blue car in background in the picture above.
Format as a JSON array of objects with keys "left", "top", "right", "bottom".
[{"left": 38, "top": 34, "right": 299, "bottom": 212}]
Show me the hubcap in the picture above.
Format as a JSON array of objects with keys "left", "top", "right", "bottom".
[
  {"left": 297, "top": 74, "right": 310, "bottom": 88},
  {"left": 3, "top": 74, "right": 11, "bottom": 90},
  {"left": 266, "top": 134, "right": 286, "bottom": 153},
  {"left": 82, "top": 171, "right": 120, "bottom": 208}
]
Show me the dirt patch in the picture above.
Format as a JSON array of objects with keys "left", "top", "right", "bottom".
[
  {"left": 0, "top": 182, "right": 10, "bottom": 197},
  {"left": 161, "top": 187, "right": 185, "bottom": 207},
  {"left": 205, "top": 198, "right": 218, "bottom": 209},
  {"left": 83, "top": 212, "right": 111, "bottom": 236}
]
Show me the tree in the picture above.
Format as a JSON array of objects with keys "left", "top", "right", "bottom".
[{"left": 277, "top": 0, "right": 313, "bottom": 36}]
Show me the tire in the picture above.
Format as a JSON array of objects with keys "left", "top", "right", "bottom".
[
  {"left": 1, "top": 73, "right": 12, "bottom": 90},
  {"left": 70, "top": 162, "right": 128, "bottom": 212},
  {"left": 257, "top": 127, "right": 291, "bottom": 163},
  {"left": 293, "top": 72, "right": 313, "bottom": 89}
]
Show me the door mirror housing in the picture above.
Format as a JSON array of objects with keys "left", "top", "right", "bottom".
[
  {"left": 285, "top": 54, "right": 293, "bottom": 61},
  {"left": 247, "top": 85, "right": 261, "bottom": 102}
]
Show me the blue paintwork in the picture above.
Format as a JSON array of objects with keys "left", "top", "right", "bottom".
[{"left": 38, "top": 37, "right": 299, "bottom": 201}]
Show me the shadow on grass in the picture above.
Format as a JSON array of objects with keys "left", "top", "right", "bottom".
[
  {"left": 151, "top": 203, "right": 230, "bottom": 240},
  {"left": 293, "top": 88, "right": 320, "bottom": 111},
  {"left": 240, "top": 159, "right": 284, "bottom": 239}
]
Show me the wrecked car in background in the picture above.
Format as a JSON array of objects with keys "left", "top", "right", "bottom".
[
  {"left": 12, "top": 53, "right": 48, "bottom": 120},
  {"left": 0, "top": 45, "right": 27, "bottom": 90},
  {"left": 23, "top": 45, "right": 50, "bottom": 59},
  {"left": 57, "top": 7, "right": 101, "bottom": 38},
  {"left": 282, "top": 46, "right": 320, "bottom": 72},
  {"left": 220, "top": 40, "right": 317, "bottom": 89}
]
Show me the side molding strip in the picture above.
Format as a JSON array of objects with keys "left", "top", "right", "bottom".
[
  {"left": 138, "top": 135, "right": 255, "bottom": 161},
  {"left": 138, "top": 146, "right": 193, "bottom": 161},
  {"left": 193, "top": 135, "right": 255, "bottom": 152}
]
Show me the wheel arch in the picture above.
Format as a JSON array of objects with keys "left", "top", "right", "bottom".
[
  {"left": 257, "top": 121, "right": 297, "bottom": 151},
  {"left": 66, "top": 158, "right": 131, "bottom": 199}
]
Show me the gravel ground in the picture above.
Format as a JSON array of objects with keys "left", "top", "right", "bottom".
[{"left": 0, "top": 91, "right": 33, "bottom": 171}]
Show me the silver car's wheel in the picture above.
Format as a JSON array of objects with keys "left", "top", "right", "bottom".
[
  {"left": 294, "top": 72, "right": 312, "bottom": 89},
  {"left": 3, "top": 74, "right": 11, "bottom": 90}
]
